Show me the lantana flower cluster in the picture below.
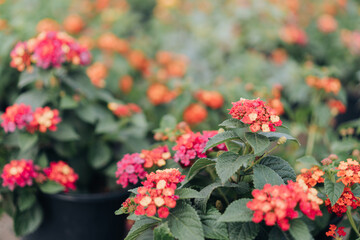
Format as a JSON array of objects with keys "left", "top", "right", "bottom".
[
  {"left": 183, "top": 103, "right": 208, "bottom": 125},
  {"left": 10, "top": 31, "right": 91, "bottom": 71},
  {"left": 325, "top": 187, "right": 360, "bottom": 216},
  {"left": 44, "top": 161, "right": 79, "bottom": 192},
  {"left": 327, "top": 99, "right": 346, "bottom": 115},
  {"left": 326, "top": 224, "right": 346, "bottom": 238},
  {"left": 336, "top": 158, "right": 360, "bottom": 186},
  {"left": 247, "top": 180, "right": 323, "bottom": 231},
  {"left": 172, "top": 130, "right": 227, "bottom": 167},
  {"left": 195, "top": 90, "right": 224, "bottom": 109},
  {"left": 133, "top": 169, "right": 185, "bottom": 218},
  {"left": 1, "top": 159, "right": 38, "bottom": 191},
  {"left": 108, "top": 102, "right": 142, "bottom": 118},
  {"left": 146, "top": 83, "right": 179, "bottom": 106},
  {"left": 228, "top": 98, "right": 282, "bottom": 132},
  {"left": 115, "top": 153, "right": 147, "bottom": 188},
  {"left": 1, "top": 104, "right": 61, "bottom": 133},
  {"left": 305, "top": 76, "right": 341, "bottom": 95},
  {"left": 139, "top": 145, "right": 171, "bottom": 168},
  {"left": 154, "top": 121, "right": 191, "bottom": 142},
  {"left": 296, "top": 166, "right": 325, "bottom": 187}
]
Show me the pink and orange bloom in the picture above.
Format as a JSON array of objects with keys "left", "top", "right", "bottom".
[
  {"left": 296, "top": 166, "right": 325, "bottom": 188},
  {"left": 0, "top": 103, "right": 33, "bottom": 133},
  {"left": 27, "top": 107, "right": 61, "bottom": 133},
  {"left": 115, "top": 153, "right": 147, "bottom": 188},
  {"left": 44, "top": 161, "right": 78, "bottom": 192},
  {"left": 140, "top": 145, "right": 171, "bottom": 168},
  {"left": 108, "top": 102, "right": 142, "bottom": 118},
  {"left": 326, "top": 224, "right": 346, "bottom": 238},
  {"left": 325, "top": 187, "right": 360, "bottom": 217},
  {"left": 1, "top": 159, "right": 38, "bottom": 191}
]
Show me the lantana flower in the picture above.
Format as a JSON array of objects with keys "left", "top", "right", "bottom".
[
  {"left": 326, "top": 224, "right": 346, "bottom": 238},
  {"left": 115, "top": 153, "right": 147, "bottom": 188},
  {"left": 27, "top": 106, "right": 61, "bottom": 133},
  {"left": 1, "top": 159, "right": 38, "bottom": 191},
  {"left": 336, "top": 158, "right": 360, "bottom": 186},
  {"left": 325, "top": 187, "right": 360, "bottom": 216},
  {"left": 108, "top": 102, "right": 142, "bottom": 118},
  {"left": 195, "top": 90, "right": 224, "bottom": 109},
  {"left": 43, "top": 161, "right": 78, "bottom": 192},
  {"left": 296, "top": 166, "right": 325, "bottom": 188},
  {"left": 306, "top": 76, "right": 341, "bottom": 95},
  {"left": 140, "top": 145, "right": 171, "bottom": 168},
  {"left": 0, "top": 103, "right": 33, "bottom": 133}
]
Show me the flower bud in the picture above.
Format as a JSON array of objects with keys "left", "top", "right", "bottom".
[{"left": 277, "top": 136, "right": 287, "bottom": 145}]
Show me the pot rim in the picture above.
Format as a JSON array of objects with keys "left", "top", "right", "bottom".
[{"left": 44, "top": 189, "right": 129, "bottom": 203}]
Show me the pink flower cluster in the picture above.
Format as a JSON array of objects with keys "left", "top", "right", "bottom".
[
  {"left": 1, "top": 159, "right": 38, "bottom": 191},
  {"left": 115, "top": 153, "right": 147, "bottom": 188},
  {"left": 10, "top": 31, "right": 91, "bottom": 71},
  {"left": 1, "top": 104, "right": 61, "bottom": 133},
  {"left": 229, "top": 98, "right": 282, "bottom": 132},
  {"left": 172, "top": 130, "right": 227, "bottom": 167},
  {"left": 44, "top": 161, "right": 78, "bottom": 192}
]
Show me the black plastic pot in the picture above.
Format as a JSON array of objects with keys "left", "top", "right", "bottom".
[{"left": 23, "top": 191, "right": 128, "bottom": 240}]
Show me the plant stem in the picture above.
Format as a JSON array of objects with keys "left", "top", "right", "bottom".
[
  {"left": 147, "top": 215, "right": 162, "bottom": 222},
  {"left": 305, "top": 124, "right": 317, "bottom": 156},
  {"left": 243, "top": 144, "right": 280, "bottom": 172},
  {"left": 347, "top": 206, "right": 360, "bottom": 237},
  {"left": 207, "top": 167, "right": 230, "bottom": 206}
]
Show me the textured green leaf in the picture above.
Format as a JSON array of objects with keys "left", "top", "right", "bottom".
[
  {"left": 204, "top": 131, "right": 240, "bottom": 152},
  {"left": 182, "top": 158, "right": 216, "bottom": 186},
  {"left": 125, "top": 218, "right": 159, "bottom": 240},
  {"left": 289, "top": 219, "right": 312, "bottom": 240},
  {"left": 59, "top": 95, "right": 78, "bottom": 109},
  {"left": 36, "top": 153, "right": 48, "bottom": 168},
  {"left": 219, "top": 119, "right": 246, "bottom": 129},
  {"left": 15, "top": 89, "right": 48, "bottom": 109},
  {"left": 216, "top": 152, "right": 254, "bottom": 183},
  {"left": 17, "top": 191, "right": 36, "bottom": 212},
  {"left": 197, "top": 181, "right": 223, "bottom": 212},
  {"left": 167, "top": 201, "right": 204, "bottom": 240},
  {"left": 258, "top": 132, "right": 299, "bottom": 145},
  {"left": 76, "top": 104, "right": 98, "bottom": 124},
  {"left": 296, "top": 156, "right": 320, "bottom": 166},
  {"left": 199, "top": 208, "right": 229, "bottom": 240},
  {"left": 268, "top": 227, "right": 291, "bottom": 240},
  {"left": 325, "top": 177, "right": 345, "bottom": 206},
  {"left": 95, "top": 116, "right": 118, "bottom": 134},
  {"left": 244, "top": 132, "right": 270, "bottom": 155},
  {"left": 228, "top": 222, "right": 259, "bottom": 240},
  {"left": 218, "top": 198, "right": 253, "bottom": 222},
  {"left": 253, "top": 165, "right": 284, "bottom": 189},
  {"left": 175, "top": 188, "right": 202, "bottom": 199},
  {"left": 39, "top": 181, "right": 65, "bottom": 194},
  {"left": 154, "top": 223, "right": 175, "bottom": 240},
  {"left": 18, "top": 133, "right": 38, "bottom": 153},
  {"left": 18, "top": 68, "right": 39, "bottom": 88},
  {"left": 89, "top": 141, "right": 111, "bottom": 169},
  {"left": 260, "top": 156, "right": 296, "bottom": 182},
  {"left": 14, "top": 203, "right": 43, "bottom": 236},
  {"left": 47, "top": 123, "right": 79, "bottom": 141},
  {"left": 352, "top": 184, "right": 360, "bottom": 197}
]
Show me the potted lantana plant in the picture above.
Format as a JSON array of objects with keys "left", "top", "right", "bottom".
[
  {"left": 0, "top": 30, "right": 149, "bottom": 240},
  {"left": 115, "top": 98, "right": 360, "bottom": 240}
]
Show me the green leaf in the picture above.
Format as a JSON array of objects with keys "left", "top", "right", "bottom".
[
  {"left": 197, "top": 181, "right": 223, "bottom": 212},
  {"left": 289, "top": 219, "right": 312, "bottom": 240},
  {"left": 95, "top": 116, "right": 118, "bottom": 134},
  {"left": 258, "top": 132, "right": 299, "bottom": 145},
  {"left": 160, "top": 115, "right": 177, "bottom": 129},
  {"left": 154, "top": 223, "right": 175, "bottom": 240},
  {"left": 244, "top": 132, "right": 270, "bottom": 155},
  {"left": 204, "top": 131, "right": 240, "bottom": 152},
  {"left": 296, "top": 156, "right": 320, "bottom": 166},
  {"left": 216, "top": 153, "right": 254, "bottom": 183},
  {"left": 125, "top": 218, "right": 159, "bottom": 240},
  {"left": 39, "top": 181, "right": 65, "bottom": 194},
  {"left": 352, "top": 184, "right": 360, "bottom": 197},
  {"left": 47, "top": 122, "right": 79, "bottom": 141},
  {"left": 167, "top": 201, "right": 204, "bottom": 240},
  {"left": 260, "top": 156, "right": 296, "bottom": 182},
  {"left": 18, "top": 68, "right": 39, "bottom": 88},
  {"left": 18, "top": 132, "right": 38, "bottom": 153},
  {"left": 182, "top": 158, "right": 216, "bottom": 186},
  {"left": 88, "top": 141, "right": 111, "bottom": 169},
  {"left": 36, "top": 153, "right": 48, "bottom": 168},
  {"left": 114, "top": 207, "right": 124, "bottom": 215},
  {"left": 324, "top": 177, "right": 345, "bottom": 206},
  {"left": 253, "top": 165, "right": 284, "bottom": 189},
  {"left": 15, "top": 89, "right": 48, "bottom": 109},
  {"left": 218, "top": 119, "right": 246, "bottom": 129},
  {"left": 228, "top": 222, "right": 259, "bottom": 240},
  {"left": 14, "top": 203, "right": 43, "bottom": 236},
  {"left": 199, "top": 208, "right": 229, "bottom": 240},
  {"left": 76, "top": 104, "right": 98, "bottom": 124},
  {"left": 17, "top": 191, "right": 36, "bottom": 212},
  {"left": 268, "top": 227, "right": 291, "bottom": 240},
  {"left": 218, "top": 198, "right": 253, "bottom": 222},
  {"left": 175, "top": 188, "right": 202, "bottom": 199},
  {"left": 59, "top": 95, "right": 78, "bottom": 109}
]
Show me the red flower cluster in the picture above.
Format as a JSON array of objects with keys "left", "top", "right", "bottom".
[
  {"left": 341, "top": 29, "right": 360, "bottom": 55},
  {"left": 296, "top": 166, "right": 325, "bottom": 187},
  {"left": 147, "top": 83, "right": 179, "bottom": 106},
  {"left": 108, "top": 102, "right": 142, "bottom": 118},
  {"left": 0, "top": 103, "right": 33, "bottom": 133},
  {"left": 268, "top": 84, "right": 285, "bottom": 116},
  {"left": 326, "top": 224, "right": 346, "bottom": 238},
  {"left": 154, "top": 51, "right": 188, "bottom": 79},
  {"left": 336, "top": 158, "right": 360, "bottom": 186},
  {"left": 327, "top": 99, "right": 346, "bottom": 115},
  {"left": 140, "top": 145, "right": 171, "bottom": 168},
  {"left": 183, "top": 103, "right": 208, "bottom": 125},
  {"left": 325, "top": 187, "right": 360, "bottom": 216},
  {"left": 115, "top": 153, "right": 146, "bottom": 188},
  {"left": 1, "top": 159, "right": 38, "bottom": 191},
  {"left": 172, "top": 130, "right": 226, "bottom": 167},
  {"left": 306, "top": 76, "right": 341, "bottom": 95},
  {"left": 133, "top": 169, "right": 185, "bottom": 218},
  {"left": 247, "top": 181, "right": 323, "bottom": 231},
  {"left": 194, "top": 90, "right": 224, "bottom": 109},
  {"left": 228, "top": 98, "right": 282, "bottom": 132},
  {"left": 26, "top": 107, "right": 61, "bottom": 133},
  {"left": 86, "top": 62, "right": 108, "bottom": 88},
  {"left": 44, "top": 161, "right": 78, "bottom": 192},
  {"left": 10, "top": 31, "right": 91, "bottom": 71},
  {"left": 279, "top": 25, "right": 307, "bottom": 45}
]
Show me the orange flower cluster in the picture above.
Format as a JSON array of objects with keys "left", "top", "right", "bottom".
[
  {"left": 183, "top": 103, "right": 208, "bottom": 125},
  {"left": 1, "top": 159, "right": 38, "bottom": 191},
  {"left": 140, "top": 145, "right": 171, "bottom": 168},
  {"left": 133, "top": 169, "right": 185, "bottom": 218},
  {"left": 279, "top": 25, "right": 307, "bottom": 45},
  {"left": 86, "top": 62, "right": 108, "bottom": 88},
  {"left": 268, "top": 84, "right": 285, "bottom": 115},
  {"left": 127, "top": 50, "right": 151, "bottom": 76},
  {"left": 27, "top": 107, "right": 61, "bottom": 133},
  {"left": 155, "top": 51, "right": 188, "bottom": 80},
  {"left": 44, "top": 161, "right": 78, "bottom": 192},
  {"left": 326, "top": 224, "right": 346, "bottom": 238},
  {"left": 327, "top": 99, "right": 346, "bottom": 115},
  {"left": 317, "top": 14, "right": 338, "bottom": 33},
  {"left": 36, "top": 18, "right": 60, "bottom": 33},
  {"left": 97, "top": 32, "right": 129, "bottom": 54},
  {"left": 325, "top": 187, "right": 360, "bottom": 216},
  {"left": 341, "top": 29, "right": 360, "bottom": 55},
  {"left": 306, "top": 76, "right": 341, "bottom": 95},
  {"left": 154, "top": 121, "right": 192, "bottom": 142},
  {"left": 147, "top": 83, "right": 179, "bottom": 105},
  {"left": 247, "top": 181, "right": 323, "bottom": 231},
  {"left": 63, "top": 14, "right": 85, "bottom": 34},
  {"left": 296, "top": 166, "right": 325, "bottom": 187},
  {"left": 336, "top": 158, "right": 360, "bottom": 186},
  {"left": 108, "top": 102, "right": 141, "bottom": 118},
  {"left": 270, "top": 48, "right": 288, "bottom": 65},
  {"left": 195, "top": 90, "right": 224, "bottom": 109},
  {"left": 119, "top": 75, "right": 133, "bottom": 94}
]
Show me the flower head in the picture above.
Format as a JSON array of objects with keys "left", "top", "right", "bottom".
[
  {"left": 336, "top": 158, "right": 360, "bottom": 186},
  {"left": 116, "top": 153, "right": 147, "bottom": 188},
  {"left": 44, "top": 161, "right": 78, "bottom": 192},
  {"left": 108, "top": 102, "right": 142, "bottom": 118},
  {"left": 1, "top": 159, "right": 38, "bottom": 190},
  {"left": 306, "top": 76, "right": 341, "bottom": 95},
  {"left": 140, "top": 145, "right": 171, "bottom": 168},
  {"left": 296, "top": 166, "right": 325, "bottom": 188},
  {"left": 183, "top": 103, "right": 208, "bottom": 125},
  {"left": 1, "top": 104, "right": 33, "bottom": 133},
  {"left": 10, "top": 42, "right": 33, "bottom": 72},
  {"left": 325, "top": 187, "right": 360, "bottom": 216},
  {"left": 326, "top": 224, "right": 346, "bottom": 238},
  {"left": 27, "top": 107, "right": 61, "bottom": 133},
  {"left": 195, "top": 90, "right": 224, "bottom": 109},
  {"left": 86, "top": 62, "right": 108, "bottom": 88}
]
